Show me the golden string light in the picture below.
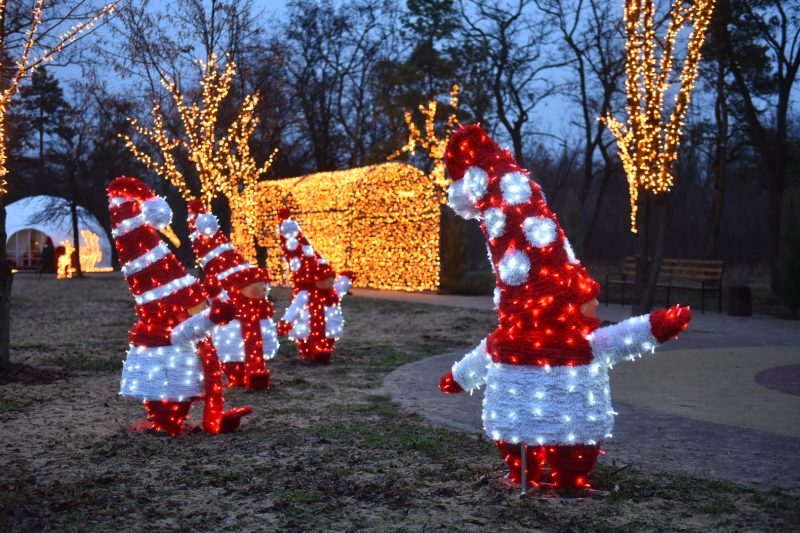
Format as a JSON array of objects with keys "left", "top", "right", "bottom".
[
  {"left": 0, "top": 0, "right": 117, "bottom": 193},
  {"left": 231, "top": 87, "right": 461, "bottom": 291},
  {"left": 122, "top": 54, "right": 276, "bottom": 223},
  {"left": 238, "top": 163, "right": 441, "bottom": 291},
  {"left": 600, "top": 0, "right": 716, "bottom": 232},
  {"left": 390, "top": 84, "right": 460, "bottom": 199}
]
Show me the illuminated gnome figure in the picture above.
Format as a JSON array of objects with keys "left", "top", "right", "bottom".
[
  {"left": 438, "top": 125, "right": 691, "bottom": 489},
  {"left": 187, "top": 199, "right": 279, "bottom": 390},
  {"left": 276, "top": 208, "right": 355, "bottom": 364},
  {"left": 108, "top": 177, "right": 252, "bottom": 436}
]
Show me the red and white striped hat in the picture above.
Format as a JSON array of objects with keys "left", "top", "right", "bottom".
[
  {"left": 277, "top": 207, "right": 335, "bottom": 289},
  {"left": 444, "top": 125, "right": 601, "bottom": 366},
  {"left": 107, "top": 177, "right": 206, "bottom": 346},
  {"left": 187, "top": 199, "right": 269, "bottom": 294}
]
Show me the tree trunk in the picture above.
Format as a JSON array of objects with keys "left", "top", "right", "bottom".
[
  {"left": 69, "top": 166, "right": 83, "bottom": 278},
  {"left": 0, "top": 198, "right": 12, "bottom": 367},
  {"left": 633, "top": 193, "right": 668, "bottom": 314},
  {"left": 583, "top": 156, "right": 613, "bottom": 250},
  {"left": 706, "top": 50, "right": 728, "bottom": 258}
]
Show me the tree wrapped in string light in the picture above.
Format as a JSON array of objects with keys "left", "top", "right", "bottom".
[
  {"left": 600, "top": 0, "right": 716, "bottom": 312},
  {"left": 390, "top": 84, "right": 460, "bottom": 199},
  {"left": 439, "top": 125, "right": 691, "bottom": 490},
  {"left": 121, "top": 54, "right": 276, "bottom": 224},
  {"left": 601, "top": 0, "right": 716, "bottom": 233}
]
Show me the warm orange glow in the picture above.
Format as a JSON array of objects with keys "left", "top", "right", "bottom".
[
  {"left": 234, "top": 163, "right": 440, "bottom": 291},
  {"left": 57, "top": 230, "right": 113, "bottom": 278},
  {"left": 121, "top": 54, "right": 276, "bottom": 218},
  {"left": 390, "top": 84, "right": 460, "bottom": 198},
  {"left": 57, "top": 240, "right": 73, "bottom": 279}
]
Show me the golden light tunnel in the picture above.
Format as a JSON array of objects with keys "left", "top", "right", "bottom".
[{"left": 231, "top": 162, "right": 441, "bottom": 292}]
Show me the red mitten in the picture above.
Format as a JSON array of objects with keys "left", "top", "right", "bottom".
[
  {"left": 439, "top": 369, "right": 465, "bottom": 394},
  {"left": 650, "top": 305, "right": 692, "bottom": 343},
  {"left": 277, "top": 320, "right": 293, "bottom": 336},
  {"left": 203, "top": 276, "right": 223, "bottom": 298},
  {"left": 210, "top": 299, "right": 236, "bottom": 325}
]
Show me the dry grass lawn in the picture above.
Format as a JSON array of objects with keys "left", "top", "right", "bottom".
[{"left": 1, "top": 275, "right": 798, "bottom": 531}]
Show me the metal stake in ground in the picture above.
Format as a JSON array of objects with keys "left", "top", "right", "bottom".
[{"left": 520, "top": 443, "right": 527, "bottom": 496}]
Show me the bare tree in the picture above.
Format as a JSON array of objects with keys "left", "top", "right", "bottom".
[
  {"left": 718, "top": 0, "right": 800, "bottom": 295},
  {"left": 535, "top": 0, "right": 625, "bottom": 254},
  {"left": 284, "top": 0, "right": 402, "bottom": 172},
  {"left": 460, "top": 0, "right": 568, "bottom": 167}
]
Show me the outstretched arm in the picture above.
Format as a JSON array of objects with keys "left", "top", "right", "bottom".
[
  {"left": 439, "top": 338, "right": 491, "bottom": 393},
  {"left": 333, "top": 271, "right": 355, "bottom": 299},
  {"left": 171, "top": 300, "right": 236, "bottom": 346},
  {"left": 588, "top": 305, "right": 691, "bottom": 368}
]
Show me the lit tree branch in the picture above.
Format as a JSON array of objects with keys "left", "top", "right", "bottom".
[{"left": 600, "top": 0, "right": 716, "bottom": 232}]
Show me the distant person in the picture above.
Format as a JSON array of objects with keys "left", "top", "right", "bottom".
[{"left": 38, "top": 237, "right": 56, "bottom": 275}]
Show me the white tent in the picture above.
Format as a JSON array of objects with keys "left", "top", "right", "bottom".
[{"left": 5, "top": 195, "right": 112, "bottom": 271}]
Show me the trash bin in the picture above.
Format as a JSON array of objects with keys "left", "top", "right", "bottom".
[{"left": 727, "top": 286, "right": 752, "bottom": 316}]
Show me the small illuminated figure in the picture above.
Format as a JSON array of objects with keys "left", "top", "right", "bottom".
[
  {"left": 187, "top": 200, "right": 279, "bottom": 390},
  {"left": 276, "top": 208, "right": 355, "bottom": 364},
  {"left": 108, "top": 177, "right": 251, "bottom": 436}
]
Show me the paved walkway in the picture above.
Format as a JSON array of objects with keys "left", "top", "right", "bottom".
[{"left": 360, "top": 289, "right": 800, "bottom": 491}]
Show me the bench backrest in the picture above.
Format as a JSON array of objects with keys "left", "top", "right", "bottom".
[{"left": 622, "top": 257, "right": 724, "bottom": 282}]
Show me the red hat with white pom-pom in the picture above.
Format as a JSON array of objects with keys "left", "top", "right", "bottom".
[
  {"left": 277, "top": 207, "right": 336, "bottom": 288},
  {"left": 107, "top": 176, "right": 207, "bottom": 346},
  {"left": 444, "top": 125, "right": 601, "bottom": 365},
  {"left": 187, "top": 199, "right": 269, "bottom": 294}
]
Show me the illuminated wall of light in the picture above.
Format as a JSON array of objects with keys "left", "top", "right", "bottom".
[{"left": 232, "top": 162, "right": 441, "bottom": 292}]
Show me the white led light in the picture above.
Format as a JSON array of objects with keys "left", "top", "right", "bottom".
[
  {"left": 134, "top": 274, "right": 196, "bottom": 305},
  {"left": 463, "top": 166, "right": 489, "bottom": 202},
  {"left": 497, "top": 249, "right": 530, "bottom": 286},
  {"left": 500, "top": 172, "right": 532, "bottom": 205},
  {"left": 483, "top": 207, "right": 506, "bottom": 239},
  {"left": 201, "top": 243, "right": 235, "bottom": 267}
]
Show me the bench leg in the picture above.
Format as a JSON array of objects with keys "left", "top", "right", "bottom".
[
  {"left": 718, "top": 289, "right": 722, "bottom": 313},
  {"left": 621, "top": 284, "right": 625, "bottom": 306},
  {"left": 666, "top": 285, "right": 671, "bottom": 307},
  {"left": 701, "top": 288, "right": 705, "bottom": 314}
]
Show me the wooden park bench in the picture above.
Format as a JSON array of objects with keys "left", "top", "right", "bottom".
[{"left": 604, "top": 257, "right": 725, "bottom": 313}]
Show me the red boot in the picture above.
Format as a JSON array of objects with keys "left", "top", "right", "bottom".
[
  {"left": 247, "top": 370, "right": 271, "bottom": 391},
  {"left": 544, "top": 444, "right": 601, "bottom": 489},
  {"left": 144, "top": 400, "right": 192, "bottom": 436},
  {"left": 223, "top": 362, "right": 246, "bottom": 387},
  {"left": 220, "top": 407, "right": 254, "bottom": 433},
  {"left": 496, "top": 441, "right": 545, "bottom": 486}
]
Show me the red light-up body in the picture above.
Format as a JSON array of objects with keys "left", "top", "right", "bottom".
[
  {"left": 187, "top": 200, "right": 279, "bottom": 390},
  {"left": 439, "top": 126, "right": 691, "bottom": 489},
  {"left": 276, "top": 208, "right": 355, "bottom": 363},
  {"left": 108, "top": 177, "right": 251, "bottom": 436}
]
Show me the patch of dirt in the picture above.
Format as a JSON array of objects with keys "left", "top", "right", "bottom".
[
  {"left": 0, "top": 362, "right": 68, "bottom": 385},
  {"left": 1, "top": 277, "right": 798, "bottom": 531}
]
